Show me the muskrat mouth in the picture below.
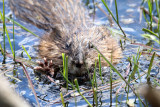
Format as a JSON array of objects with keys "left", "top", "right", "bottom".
[{"left": 75, "top": 63, "right": 82, "bottom": 68}]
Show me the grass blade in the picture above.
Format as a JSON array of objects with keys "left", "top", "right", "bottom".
[
  {"left": 155, "top": 0, "right": 160, "bottom": 35},
  {"left": 131, "top": 56, "right": 138, "bottom": 79},
  {"left": 92, "top": 60, "right": 97, "bottom": 89},
  {"left": 5, "top": 17, "right": 39, "bottom": 38},
  {"left": 142, "top": 8, "right": 150, "bottom": 25},
  {"left": 74, "top": 79, "right": 92, "bottom": 107},
  {"left": 62, "top": 53, "right": 68, "bottom": 89},
  {"left": 13, "top": 18, "right": 15, "bottom": 61},
  {"left": 62, "top": 53, "right": 66, "bottom": 76},
  {"left": 60, "top": 92, "right": 65, "bottom": 107},
  {"left": 65, "top": 56, "right": 68, "bottom": 89},
  {"left": 98, "top": 54, "right": 104, "bottom": 84},
  {"left": 5, "top": 26, "right": 14, "bottom": 55},
  {"left": 2, "top": 0, "right": 6, "bottom": 61},
  {"left": 0, "top": 43, "right": 4, "bottom": 55},
  {"left": 110, "top": 69, "right": 113, "bottom": 106},
  {"left": 142, "top": 28, "right": 159, "bottom": 38},
  {"left": 101, "top": 0, "right": 117, "bottom": 22},
  {"left": 115, "top": 0, "right": 119, "bottom": 23},
  {"left": 147, "top": 0, "right": 153, "bottom": 27},
  {"left": 22, "top": 45, "right": 31, "bottom": 60},
  {"left": 147, "top": 52, "right": 155, "bottom": 78}
]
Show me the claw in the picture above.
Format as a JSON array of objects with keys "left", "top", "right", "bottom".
[
  {"left": 49, "top": 60, "right": 53, "bottom": 68},
  {"left": 44, "top": 57, "right": 48, "bottom": 66},
  {"left": 34, "top": 66, "right": 44, "bottom": 71},
  {"left": 50, "top": 68, "right": 54, "bottom": 76},
  {"left": 36, "top": 61, "right": 44, "bottom": 67}
]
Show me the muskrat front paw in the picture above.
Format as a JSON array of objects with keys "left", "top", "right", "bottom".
[{"left": 34, "top": 57, "right": 55, "bottom": 77}]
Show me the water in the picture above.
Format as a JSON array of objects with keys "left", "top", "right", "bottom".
[{"left": 0, "top": 0, "right": 160, "bottom": 107}]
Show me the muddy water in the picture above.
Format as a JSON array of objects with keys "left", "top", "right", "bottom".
[{"left": 0, "top": 0, "right": 160, "bottom": 107}]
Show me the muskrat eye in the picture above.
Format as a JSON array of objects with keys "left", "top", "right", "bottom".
[
  {"left": 65, "top": 43, "right": 71, "bottom": 49},
  {"left": 71, "top": 60, "right": 78, "bottom": 64},
  {"left": 88, "top": 43, "right": 93, "bottom": 49}
]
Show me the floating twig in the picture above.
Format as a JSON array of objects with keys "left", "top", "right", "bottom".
[{"left": 20, "top": 63, "right": 40, "bottom": 107}]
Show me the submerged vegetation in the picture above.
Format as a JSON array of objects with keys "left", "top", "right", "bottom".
[{"left": 0, "top": 0, "right": 160, "bottom": 107}]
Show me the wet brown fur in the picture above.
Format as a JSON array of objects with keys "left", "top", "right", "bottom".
[{"left": 9, "top": 0, "right": 122, "bottom": 76}]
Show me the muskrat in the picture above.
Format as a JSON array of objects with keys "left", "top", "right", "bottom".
[{"left": 9, "top": 0, "right": 122, "bottom": 77}]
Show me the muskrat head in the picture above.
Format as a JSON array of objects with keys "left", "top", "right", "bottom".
[
  {"left": 66, "top": 26, "right": 122, "bottom": 76},
  {"left": 67, "top": 39, "right": 89, "bottom": 76}
]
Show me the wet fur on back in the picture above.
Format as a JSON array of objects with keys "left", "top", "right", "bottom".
[{"left": 9, "top": 0, "right": 122, "bottom": 76}]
